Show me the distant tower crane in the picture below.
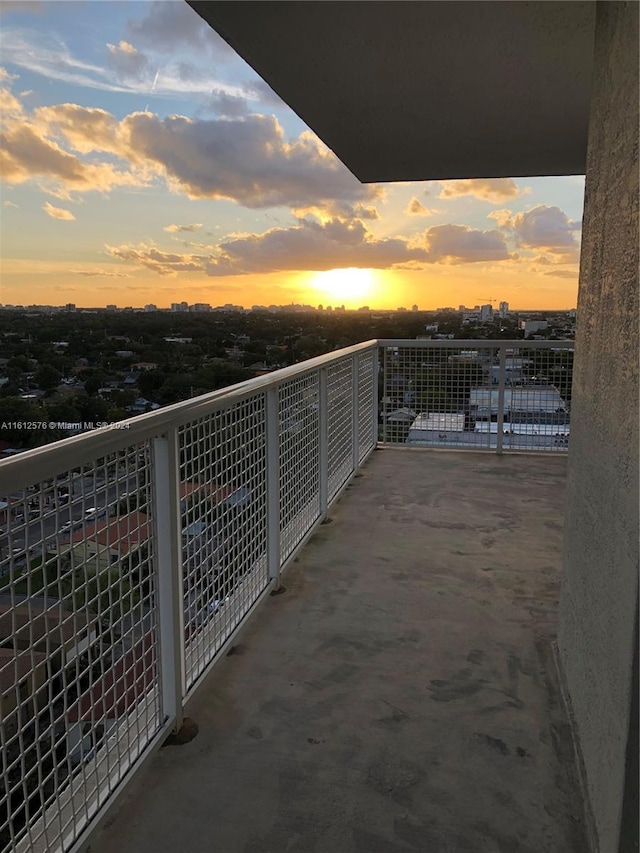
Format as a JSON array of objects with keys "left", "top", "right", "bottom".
[{"left": 477, "top": 297, "right": 497, "bottom": 304}]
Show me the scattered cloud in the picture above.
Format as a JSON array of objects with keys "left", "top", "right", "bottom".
[
  {"left": 106, "top": 40, "right": 150, "bottom": 82},
  {"left": 0, "top": 85, "right": 24, "bottom": 115},
  {"left": 3, "top": 200, "right": 18, "bottom": 207},
  {"left": 163, "top": 223, "right": 203, "bottom": 233},
  {"left": 71, "top": 269, "right": 130, "bottom": 277},
  {"left": 122, "top": 113, "right": 381, "bottom": 208},
  {"left": 203, "top": 90, "right": 249, "bottom": 119},
  {"left": 42, "top": 201, "right": 75, "bottom": 220},
  {"left": 542, "top": 269, "right": 578, "bottom": 279},
  {"left": 406, "top": 196, "right": 438, "bottom": 216},
  {"left": 512, "top": 205, "right": 580, "bottom": 260},
  {"left": 106, "top": 216, "right": 429, "bottom": 277},
  {"left": 424, "top": 224, "right": 512, "bottom": 264},
  {"left": 0, "top": 28, "right": 244, "bottom": 95},
  {"left": 3, "top": 85, "right": 380, "bottom": 208},
  {"left": 1, "top": 121, "right": 143, "bottom": 193},
  {"left": 107, "top": 215, "right": 521, "bottom": 278},
  {"left": 242, "top": 78, "right": 283, "bottom": 109},
  {"left": 438, "top": 178, "right": 526, "bottom": 203},
  {"left": 487, "top": 208, "right": 513, "bottom": 228},
  {"left": 105, "top": 243, "right": 207, "bottom": 276},
  {"left": 126, "top": 1, "right": 234, "bottom": 57},
  {"left": 0, "top": 67, "right": 18, "bottom": 83}
]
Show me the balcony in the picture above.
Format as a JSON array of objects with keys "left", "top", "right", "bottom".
[{"left": 0, "top": 340, "right": 585, "bottom": 853}]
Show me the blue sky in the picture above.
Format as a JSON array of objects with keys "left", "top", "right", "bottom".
[{"left": 0, "top": 1, "right": 585, "bottom": 309}]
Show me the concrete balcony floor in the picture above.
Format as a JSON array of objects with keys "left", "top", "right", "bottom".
[{"left": 91, "top": 449, "right": 588, "bottom": 853}]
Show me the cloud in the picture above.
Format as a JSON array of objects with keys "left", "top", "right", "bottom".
[
  {"left": 438, "top": 178, "right": 525, "bottom": 203},
  {"left": 512, "top": 205, "right": 581, "bottom": 260},
  {"left": 33, "top": 103, "right": 123, "bottom": 155},
  {"left": 106, "top": 217, "right": 429, "bottom": 277},
  {"left": 203, "top": 90, "right": 249, "bottom": 119},
  {"left": 106, "top": 40, "right": 150, "bottom": 82},
  {"left": 107, "top": 215, "right": 519, "bottom": 279},
  {"left": 542, "top": 269, "right": 578, "bottom": 279},
  {"left": 424, "top": 224, "right": 512, "bottom": 264},
  {"left": 105, "top": 243, "right": 207, "bottom": 276},
  {"left": 0, "top": 28, "right": 243, "bottom": 96},
  {"left": 0, "top": 85, "right": 23, "bottom": 115},
  {"left": 0, "top": 121, "right": 142, "bottom": 192},
  {"left": 71, "top": 269, "right": 129, "bottom": 277},
  {"left": 487, "top": 208, "right": 513, "bottom": 228},
  {"left": 406, "top": 197, "right": 438, "bottom": 216},
  {"left": 126, "top": 1, "right": 234, "bottom": 57},
  {"left": 3, "top": 82, "right": 379, "bottom": 209},
  {"left": 242, "top": 78, "right": 283, "bottom": 109},
  {"left": 42, "top": 201, "right": 75, "bottom": 220},
  {"left": 122, "top": 113, "right": 381, "bottom": 208},
  {"left": 3, "top": 200, "right": 18, "bottom": 207},
  {"left": 163, "top": 223, "right": 203, "bottom": 233}
]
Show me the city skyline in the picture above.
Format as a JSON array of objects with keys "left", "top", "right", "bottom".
[{"left": 1, "top": 1, "right": 584, "bottom": 310}]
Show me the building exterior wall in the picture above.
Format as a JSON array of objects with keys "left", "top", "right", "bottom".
[{"left": 558, "top": 4, "right": 639, "bottom": 853}]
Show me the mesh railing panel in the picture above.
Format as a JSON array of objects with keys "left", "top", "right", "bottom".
[
  {"left": 357, "top": 351, "right": 376, "bottom": 462},
  {"left": 327, "top": 359, "right": 355, "bottom": 502},
  {"left": 379, "top": 342, "right": 573, "bottom": 453},
  {"left": 499, "top": 346, "right": 573, "bottom": 452},
  {"left": 0, "top": 444, "right": 162, "bottom": 853},
  {"left": 178, "top": 394, "right": 269, "bottom": 691},
  {"left": 278, "top": 373, "right": 321, "bottom": 562}
]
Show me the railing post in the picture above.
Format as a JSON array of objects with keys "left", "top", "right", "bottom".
[
  {"left": 153, "top": 429, "right": 185, "bottom": 731},
  {"left": 496, "top": 345, "right": 507, "bottom": 455},
  {"left": 266, "top": 385, "right": 281, "bottom": 587},
  {"left": 381, "top": 345, "right": 388, "bottom": 444},
  {"left": 352, "top": 353, "right": 360, "bottom": 472},
  {"left": 373, "top": 344, "right": 380, "bottom": 447},
  {"left": 319, "top": 367, "right": 328, "bottom": 517}
]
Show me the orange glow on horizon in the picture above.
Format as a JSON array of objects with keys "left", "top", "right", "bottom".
[{"left": 0, "top": 264, "right": 578, "bottom": 311}]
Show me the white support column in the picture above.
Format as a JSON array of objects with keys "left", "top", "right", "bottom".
[
  {"left": 152, "top": 429, "right": 185, "bottom": 731},
  {"left": 496, "top": 346, "right": 507, "bottom": 454},
  {"left": 352, "top": 354, "right": 360, "bottom": 471},
  {"left": 319, "top": 367, "right": 328, "bottom": 517},
  {"left": 266, "top": 385, "right": 281, "bottom": 587}
]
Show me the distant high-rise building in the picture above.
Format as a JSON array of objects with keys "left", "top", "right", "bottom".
[
  {"left": 411, "top": 304, "right": 419, "bottom": 312},
  {"left": 106, "top": 304, "right": 117, "bottom": 311},
  {"left": 65, "top": 303, "right": 76, "bottom": 313},
  {"left": 192, "top": 303, "right": 211, "bottom": 312},
  {"left": 499, "top": 301, "right": 509, "bottom": 318},
  {"left": 480, "top": 304, "right": 493, "bottom": 321},
  {"left": 144, "top": 304, "right": 157, "bottom": 312}
]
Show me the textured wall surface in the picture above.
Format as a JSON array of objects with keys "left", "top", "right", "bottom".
[{"left": 558, "top": 3, "right": 639, "bottom": 853}]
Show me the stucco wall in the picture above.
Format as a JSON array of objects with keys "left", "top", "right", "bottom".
[{"left": 558, "top": 3, "right": 639, "bottom": 853}]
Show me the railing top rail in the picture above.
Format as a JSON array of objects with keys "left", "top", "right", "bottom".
[
  {"left": 377, "top": 339, "right": 575, "bottom": 349},
  {"left": 0, "top": 340, "right": 378, "bottom": 492}
]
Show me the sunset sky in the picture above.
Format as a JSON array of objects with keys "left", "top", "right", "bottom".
[{"left": 0, "top": 1, "right": 584, "bottom": 310}]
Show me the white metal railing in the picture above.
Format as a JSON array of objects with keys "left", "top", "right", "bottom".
[
  {"left": 377, "top": 339, "right": 574, "bottom": 453},
  {"left": 0, "top": 337, "right": 571, "bottom": 852},
  {"left": 0, "top": 342, "right": 378, "bottom": 853}
]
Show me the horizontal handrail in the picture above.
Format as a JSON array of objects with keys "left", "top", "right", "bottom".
[{"left": 0, "top": 341, "right": 378, "bottom": 495}]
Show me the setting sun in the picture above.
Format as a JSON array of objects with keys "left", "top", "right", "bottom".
[{"left": 309, "top": 268, "right": 379, "bottom": 306}]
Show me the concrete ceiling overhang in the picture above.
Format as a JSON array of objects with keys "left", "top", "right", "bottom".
[{"left": 187, "top": 0, "right": 596, "bottom": 183}]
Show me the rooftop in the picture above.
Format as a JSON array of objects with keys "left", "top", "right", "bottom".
[{"left": 91, "top": 448, "right": 587, "bottom": 853}]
